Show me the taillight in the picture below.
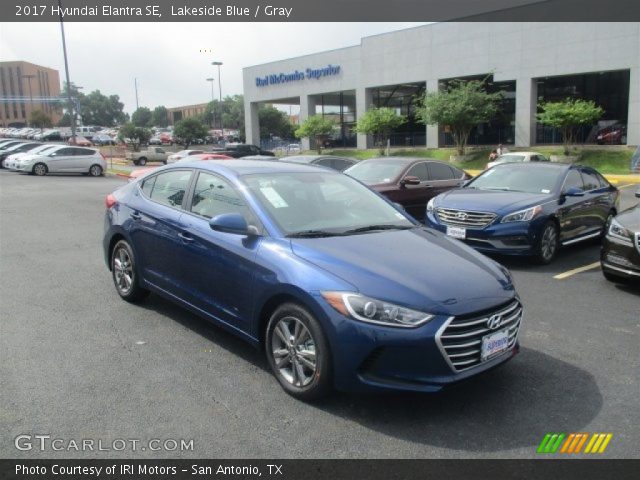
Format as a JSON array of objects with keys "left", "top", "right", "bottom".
[{"left": 105, "top": 194, "right": 117, "bottom": 209}]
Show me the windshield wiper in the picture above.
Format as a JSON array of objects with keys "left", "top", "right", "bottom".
[
  {"left": 343, "top": 224, "right": 415, "bottom": 234},
  {"left": 286, "top": 229, "right": 345, "bottom": 238}
]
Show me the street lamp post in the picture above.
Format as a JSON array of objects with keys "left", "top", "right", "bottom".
[
  {"left": 21, "top": 74, "right": 35, "bottom": 125},
  {"left": 206, "top": 77, "right": 215, "bottom": 128},
  {"left": 212, "top": 61, "right": 223, "bottom": 134},
  {"left": 57, "top": 0, "right": 76, "bottom": 140}
]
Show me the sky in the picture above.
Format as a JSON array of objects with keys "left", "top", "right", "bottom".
[{"left": 0, "top": 22, "right": 427, "bottom": 115}]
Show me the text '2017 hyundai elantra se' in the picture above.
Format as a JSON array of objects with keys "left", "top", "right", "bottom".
[{"left": 104, "top": 160, "right": 522, "bottom": 400}]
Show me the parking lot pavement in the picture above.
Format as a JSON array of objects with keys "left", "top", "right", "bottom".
[{"left": 0, "top": 171, "right": 638, "bottom": 459}]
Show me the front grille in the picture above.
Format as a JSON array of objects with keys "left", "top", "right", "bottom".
[
  {"left": 437, "top": 300, "right": 522, "bottom": 372},
  {"left": 436, "top": 207, "right": 496, "bottom": 228}
]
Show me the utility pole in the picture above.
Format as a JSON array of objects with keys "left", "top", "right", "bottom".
[
  {"left": 134, "top": 78, "right": 139, "bottom": 110},
  {"left": 206, "top": 78, "right": 215, "bottom": 129},
  {"left": 22, "top": 74, "right": 35, "bottom": 125},
  {"left": 58, "top": 0, "right": 75, "bottom": 139},
  {"left": 212, "top": 61, "right": 223, "bottom": 133}
]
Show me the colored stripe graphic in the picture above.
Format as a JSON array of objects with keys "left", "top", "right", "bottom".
[{"left": 540, "top": 433, "right": 613, "bottom": 454}]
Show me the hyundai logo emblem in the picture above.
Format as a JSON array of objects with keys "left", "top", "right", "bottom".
[
  {"left": 487, "top": 314, "right": 502, "bottom": 330},
  {"left": 456, "top": 212, "right": 468, "bottom": 220}
]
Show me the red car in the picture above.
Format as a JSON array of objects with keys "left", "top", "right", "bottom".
[
  {"left": 596, "top": 124, "right": 627, "bottom": 145},
  {"left": 68, "top": 135, "right": 92, "bottom": 147},
  {"left": 159, "top": 132, "right": 173, "bottom": 145},
  {"left": 344, "top": 157, "right": 470, "bottom": 220}
]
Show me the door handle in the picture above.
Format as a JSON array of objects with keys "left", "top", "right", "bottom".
[
  {"left": 130, "top": 212, "right": 141, "bottom": 220},
  {"left": 178, "top": 232, "right": 194, "bottom": 242}
]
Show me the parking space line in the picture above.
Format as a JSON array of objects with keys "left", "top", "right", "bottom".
[
  {"left": 618, "top": 184, "right": 635, "bottom": 189},
  {"left": 553, "top": 262, "right": 601, "bottom": 280}
]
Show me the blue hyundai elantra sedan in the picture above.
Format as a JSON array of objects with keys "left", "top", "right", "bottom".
[{"left": 104, "top": 160, "right": 521, "bottom": 400}]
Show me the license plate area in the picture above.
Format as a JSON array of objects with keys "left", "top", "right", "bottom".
[
  {"left": 446, "top": 226, "right": 466, "bottom": 239},
  {"left": 481, "top": 328, "right": 510, "bottom": 361}
]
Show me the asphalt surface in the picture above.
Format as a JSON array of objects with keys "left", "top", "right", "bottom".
[{"left": 1, "top": 170, "right": 638, "bottom": 459}]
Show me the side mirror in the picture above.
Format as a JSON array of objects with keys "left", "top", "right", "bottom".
[
  {"left": 564, "top": 187, "right": 585, "bottom": 197},
  {"left": 635, "top": 188, "right": 640, "bottom": 199},
  {"left": 400, "top": 175, "right": 421, "bottom": 187},
  {"left": 209, "top": 213, "right": 258, "bottom": 236}
]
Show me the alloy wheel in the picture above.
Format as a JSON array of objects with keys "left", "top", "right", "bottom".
[
  {"left": 540, "top": 224, "right": 558, "bottom": 261},
  {"left": 271, "top": 316, "right": 317, "bottom": 387},
  {"left": 113, "top": 246, "right": 134, "bottom": 295},
  {"left": 89, "top": 165, "right": 102, "bottom": 176},
  {"left": 33, "top": 164, "right": 47, "bottom": 176}
]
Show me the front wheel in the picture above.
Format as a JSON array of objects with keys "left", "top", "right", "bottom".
[
  {"left": 534, "top": 221, "right": 559, "bottom": 264},
  {"left": 265, "top": 303, "right": 332, "bottom": 401},
  {"left": 111, "top": 240, "right": 149, "bottom": 302},
  {"left": 33, "top": 163, "right": 48, "bottom": 176},
  {"left": 138, "top": 157, "right": 147, "bottom": 166},
  {"left": 89, "top": 164, "right": 103, "bottom": 177}
]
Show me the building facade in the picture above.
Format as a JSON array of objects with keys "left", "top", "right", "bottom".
[
  {"left": 243, "top": 23, "right": 640, "bottom": 150},
  {"left": 0, "top": 61, "right": 61, "bottom": 127},
  {"left": 167, "top": 102, "right": 208, "bottom": 125}
]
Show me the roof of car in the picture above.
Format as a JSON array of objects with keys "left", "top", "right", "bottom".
[
  {"left": 492, "top": 161, "right": 572, "bottom": 170},
  {"left": 178, "top": 159, "right": 337, "bottom": 176},
  {"left": 356, "top": 156, "right": 445, "bottom": 165},
  {"left": 498, "top": 151, "right": 541, "bottom": 156}
]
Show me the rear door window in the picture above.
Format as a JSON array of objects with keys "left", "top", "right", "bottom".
[
  {"left": 142, "top": 170, "right": 192, "bottom": 208},
  {"left": 405, "top": 162, "right": 429, "bottom": 181}
]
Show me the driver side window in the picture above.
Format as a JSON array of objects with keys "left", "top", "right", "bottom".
[
  {"left": 563, "top": 170, "right": 584, "bottom": 192},
  {"left": 190, "top": 172, "right": 248, "bottom": 220},
  {"left": 404, "top": 163, "right": 429, "bottom": 182}
]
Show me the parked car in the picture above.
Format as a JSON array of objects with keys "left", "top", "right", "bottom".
[
  {"left": 68, "top": 136, "right": 92, "bottom": 147},
  {"left": 148, "top": 136, "right": 162, "bottom": 145},
  {"left": 426, "top": 163, "right": 619, "bottom": 264},
  {"left": 0, "top": 142, "right": 42, "bottom": 168},
  {"left": 92, "top": 134, "right": 116, "bottom": 146},
  {"left": 4, "top": 144, "right": 58, "bottom": 170},
  {"left": 14, "top": 145, "right": 106, "bottom": 176},
  {"left": 125, "top": 147, "right": 169, "bottom": 166},
  {"left": 211, "top": 143, "right": 275, "bottom": 158},
  {"left": 486, "top": 151, "right": 549, "bottom": 170},
  {"left": 166, "top": 150, "right": 205, "bottom": 163},
  {"left": 600, "top": 187, "right": 640, "bottom": 283},
  {"left": 345, "top": 157, "right": 469, "bottom": 220},
  {"left": 103, "top": 160, "right": 521, "bottom": 399},
  {"left": 278, "top": 155, "right": 357, "bottom": 172},
  {"left": 596, "top": 124, "right": 627, "bottom": 145},
  {"left": 286, "top": 143, "right": 301, "bottom": 154}
]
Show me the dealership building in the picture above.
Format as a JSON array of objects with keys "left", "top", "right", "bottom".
[{"left": 243, "top": 22, "right": 639, "bottom": 150}]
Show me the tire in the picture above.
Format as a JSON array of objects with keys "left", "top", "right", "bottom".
[
  {"left": 89, "top": 164, "right": 103, "bottom": 177},
  {"left": 32, "top": 163, "right": 48, "bottom": 176},
  {"left": 533, "top": 220, "right": 559, "bottom": 264},
  {"left": 138, "top": 157, "right": 147, "bottom": 166},
  {"left": 110, "top": 239, "right": 149, "bottom": 302},
  {"left": 265, "top": 303, "right": 332, "bottom": 401}
]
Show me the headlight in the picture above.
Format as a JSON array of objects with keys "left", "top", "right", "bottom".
[
  {"left": 608, "top": 218, "right": 633, "bottom": 244},
  {"left": 321, "top": 292, "right": 434, "bottom": 328},
  {"left": 501, "top": 205, "right": 542, "bottom": 223},
  {"left": 426, "top": 197, "right": 435, "bottom": 214}
]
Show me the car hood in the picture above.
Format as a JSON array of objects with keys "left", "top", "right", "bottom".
[
  {"left": 434, "top": 188, "right": 554, "bottom": 216},
  {"left": 16, "top": 153, "right": 45, "bottom": 162},
  {"left": 290, "top": 228, "right": 515, "bottom": 317},
  {"left": 615, "top": 204, "right": 640, "bottom": 232}
]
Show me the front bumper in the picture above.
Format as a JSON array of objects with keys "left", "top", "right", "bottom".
[
  {"left": 426, "top": 212, "right": 543, "bottom": 256},
  {"left": 313, "top": 295, "right": 522, "bottom": 393},
  {"left": 601, "top": 234, "right": 640, "bottom": 280}
]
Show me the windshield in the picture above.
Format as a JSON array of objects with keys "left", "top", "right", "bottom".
[
  {"left": 344, "top": 160, "right": 407, "bottom": 184},
  {"left": 242, "top": 171, "right": 414, "bottom": 236},
  {"left": 468, "top": 166, "right": 561, "bottom": 194}
]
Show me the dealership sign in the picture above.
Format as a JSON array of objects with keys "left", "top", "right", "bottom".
[{"left": 255, "top": 65, "right": 341, "bottom": 87}]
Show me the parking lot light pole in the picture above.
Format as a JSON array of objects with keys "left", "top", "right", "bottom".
[
  {"left": 206, "top": 78, "right": 215, "bottom": 128},
  {"left": 58, "top": 0, "right": 76, "bottom": 140},
  {"left": 212, "top": 61, "right": 223, "bottom": 133}
]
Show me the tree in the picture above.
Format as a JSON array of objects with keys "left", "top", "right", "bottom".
[
  {"left": 537, "top": 98, "right": 604, "bottom": 155},
  {"left": 173, "top": 117, "right": 208, "bottom": 149},
  {"left": 355, "top": 107, "right": 407, "bottom": 154},
  {"left": 417, "top": 79, "right": 503, "bottom": 155},
  {"left": 80, "top": 90, "right": 126, "bottom": 126},
  {"left": 118, "top": 122, "right": 152, "bottom": 151},
  {"left": 151, "top": 106, "right": 169, "bottom": 128},
  {"left": 259, "top": 105, "right": 295, "bottom": 139},
  {"left": 29, "top": 109, "right": 53, "bottom": 131},
  {"left": 295, "top": 115, "right": 335, "bottom": 153},
  {"left": 131, "top": 107, "right": 152, "bottom": 127}
]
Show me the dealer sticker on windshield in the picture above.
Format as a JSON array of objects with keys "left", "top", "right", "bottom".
[
  {"left": 446, "top": 226, "right": 466, "bottom": 239},
  {"left": 481, "top": 329, "right": 510, "bottom": 361}
]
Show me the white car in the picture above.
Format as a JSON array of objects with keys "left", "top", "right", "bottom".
[
  {"left": 166, "top": 149, "right": 204, "bottom": 163},
  {"left": 486, "top": 151, "right": 549, "bottom": 170},
  {"left": 4, "top": 144, "right": 58, "bottom": 170},
  {"left": 14, "top": 145, "right": 106, "bottom": 176}
]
